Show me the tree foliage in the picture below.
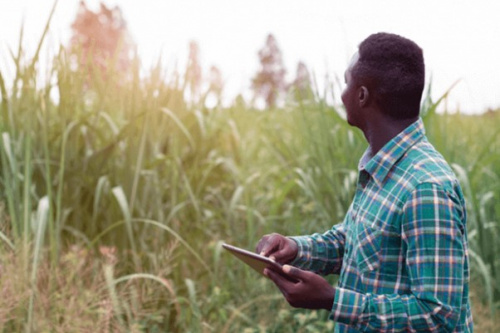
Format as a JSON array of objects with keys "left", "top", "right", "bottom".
[
  {"left": 289, "top": 61, "right": 314, "bottom": 103},
  {"left": 204, "top": 65, "right": 224, "bottom": 108},
  {"left": 184, "top": 41, "right": 203, "bottom": 104},
  {"left": 69, "top": 1, "right": 134, "bottom": 81},
  {"left": 251, "top": 34, "right": 287, "bottom": 108}
]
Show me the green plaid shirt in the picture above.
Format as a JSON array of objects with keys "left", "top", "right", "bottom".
[{"left": 290, "top": 119, "right": 473, "bottom": 332}]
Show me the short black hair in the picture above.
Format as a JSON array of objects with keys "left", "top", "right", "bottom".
[{"left": 352, "top": 33, "right": 425, "bottom": 119}]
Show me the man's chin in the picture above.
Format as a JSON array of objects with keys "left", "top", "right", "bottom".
[{"left": 346, "top": 117, "right": 355, "bottom": 127}]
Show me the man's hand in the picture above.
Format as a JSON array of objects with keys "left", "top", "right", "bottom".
[
  {"left": 256, "top": 233, "right": 298, "bottom": 264},
  {"left": 264, "top": 265, "right": 335, "bottom": 311}
]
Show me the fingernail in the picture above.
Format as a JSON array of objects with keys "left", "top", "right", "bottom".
[
  {"left": 263, "top": 268, "right": 269, "bottom": 276},
  {"left": 283, "top": 265, "right": 291, "bottom": 273},
  {"left": 269, "top": 256, "right": 276, "bottom": 262},
  {"left": 260, "top": 251, "right": 265, "bottom": 256}
]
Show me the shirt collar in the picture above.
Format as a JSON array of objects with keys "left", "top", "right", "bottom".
[{"left": 358, "top": 118, "right": 425, "bottom": 187}]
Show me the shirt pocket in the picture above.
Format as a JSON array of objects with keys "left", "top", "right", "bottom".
[{"left": 354, "top": 222, "right": 382, "bottom": 274}]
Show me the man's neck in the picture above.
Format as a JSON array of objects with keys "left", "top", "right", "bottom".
[{"left": 362, "top": 114, "right": 418, "bottom": 156}]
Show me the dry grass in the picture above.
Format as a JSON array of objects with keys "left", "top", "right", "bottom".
[
  {"left": 0, "top": 244, "right": 179, "bottom": 332},
  {"left": 470, "top": 282, "right": 500, "bottom": 332}
]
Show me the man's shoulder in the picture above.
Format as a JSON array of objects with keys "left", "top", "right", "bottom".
[{"left": 396, "top": 139, "right": 458, "bottom": 191}]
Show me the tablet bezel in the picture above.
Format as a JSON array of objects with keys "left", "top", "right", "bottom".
[{"left": 222, "top": 243, "right": 297, "bottom": 282}]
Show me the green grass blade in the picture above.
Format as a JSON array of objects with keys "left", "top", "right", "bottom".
[
  {"left": 161, "top": 107, "right": 195, "bottom": 148},
  {"left": 89, "top": 218, "right": 212, "bottom": 276},
  {"left": 29, "top": 0, "right": 58, "bottom": 70},
  {"left": 1, "top": 132, "right": 20, "bottom": 238},
  {"left": 111, "top": 186, "right": 138, "bottom": 267},
  {"left": 26, "top": 196, "right": 49, "bottom": 333},
  {"left": 0, "top": 230, "right": 15, "bottom": 250}
]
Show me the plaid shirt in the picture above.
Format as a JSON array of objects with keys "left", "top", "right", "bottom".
[{"left": 290, "top": 119, "right": 473, "bottom": 332}]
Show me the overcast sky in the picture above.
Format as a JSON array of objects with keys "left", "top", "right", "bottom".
[{"left": 1, "top": 0, "right": 500, "bottom": 113}]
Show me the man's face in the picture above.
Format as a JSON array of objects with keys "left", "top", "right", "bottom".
[{"left": 341, "top": 53, "right": 361, "bottom": 128}]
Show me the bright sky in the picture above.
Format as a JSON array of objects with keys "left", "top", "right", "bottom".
[{"left": 1, "top": 0, "right": 500, "bottom": 113}]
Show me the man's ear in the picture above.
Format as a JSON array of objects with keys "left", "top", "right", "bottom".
[{"left": 358, "top": 86, "right": 369, "bottom": 107}]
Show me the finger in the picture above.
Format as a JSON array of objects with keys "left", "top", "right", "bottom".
[
  {"left": 260, "top": 246, "right": 274, "bottom": 257},
  {"left": 256, "top": 241, "right": 264, "bottom": 254},
  {"left": 255, "top": 235, "right": 269, "bottom": 254},
  {"left": 265, "top": 268, "right": 295, "bottom": 290},
  {"left": 282, "top": 265, "right": 308, "bottom": 280},
  {"left": 259, "top": 237, "right": 279, "bottom": 257},
  {"left": 270, "top": 248, "right": 292, "bottom": 263},
  {"left": 266, "top": 264, "right": 301, "bottom": 284}
]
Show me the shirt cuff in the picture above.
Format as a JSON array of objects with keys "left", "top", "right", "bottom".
[
  {"left": 287, "top": 236, "right": 311, "bottom": 269},
  {"left": 330, "top": 287, "right": 367, "bottom": 328}
]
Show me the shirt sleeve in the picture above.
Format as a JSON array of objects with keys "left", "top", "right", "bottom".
[
  {"left": 331, "top": 182, "right": 467, "bottom": 332},
  {"left": 288, "top": 222, "right": 346, "bottom": 275}
]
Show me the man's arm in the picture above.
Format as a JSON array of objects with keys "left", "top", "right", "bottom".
[
  {"left": 289, "top": 222, "right": 347, "bottom": 276},
  {"left": 256, "top": 222, "right": 346, "bottom": 312},
  {"left": 332, "top": 182, "right": 467, "bottom": 332}
]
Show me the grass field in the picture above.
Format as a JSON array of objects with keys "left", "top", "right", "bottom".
[{"left": 1, "top": 28, "right": 500, "bottom": 332}]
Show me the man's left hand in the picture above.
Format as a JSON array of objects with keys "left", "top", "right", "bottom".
[{"left": 264, "top": 265, "right": 335, "bottom": 311}]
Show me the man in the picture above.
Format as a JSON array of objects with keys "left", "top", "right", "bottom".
[{"left": 256, "top": 33, "right": 473, "bottom": 332}]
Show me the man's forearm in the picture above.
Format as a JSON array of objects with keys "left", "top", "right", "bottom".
[{"left": 289, "top": 223, "right": 346, "bottom": 275}]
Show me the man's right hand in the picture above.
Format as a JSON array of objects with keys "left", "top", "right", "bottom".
[{"left": 256, "top": 233, "right": 298, "bottom": 264}]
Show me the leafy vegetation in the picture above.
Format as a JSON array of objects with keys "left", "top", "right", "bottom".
[{"left": 1, "top": 10, "right": 500, "bottom": 333}]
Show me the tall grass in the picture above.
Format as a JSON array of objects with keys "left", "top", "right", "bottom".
[{"left": 1, "top": 17, "right": 499, "bottom": 332}]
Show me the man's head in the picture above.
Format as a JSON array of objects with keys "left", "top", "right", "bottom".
[{"left": 342, "top": 33, "right": 425, "bottom": 122}]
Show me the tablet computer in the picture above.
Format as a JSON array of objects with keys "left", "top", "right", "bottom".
[{"left": 222, "top": 243, "right": 297, "bottom": 282}]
